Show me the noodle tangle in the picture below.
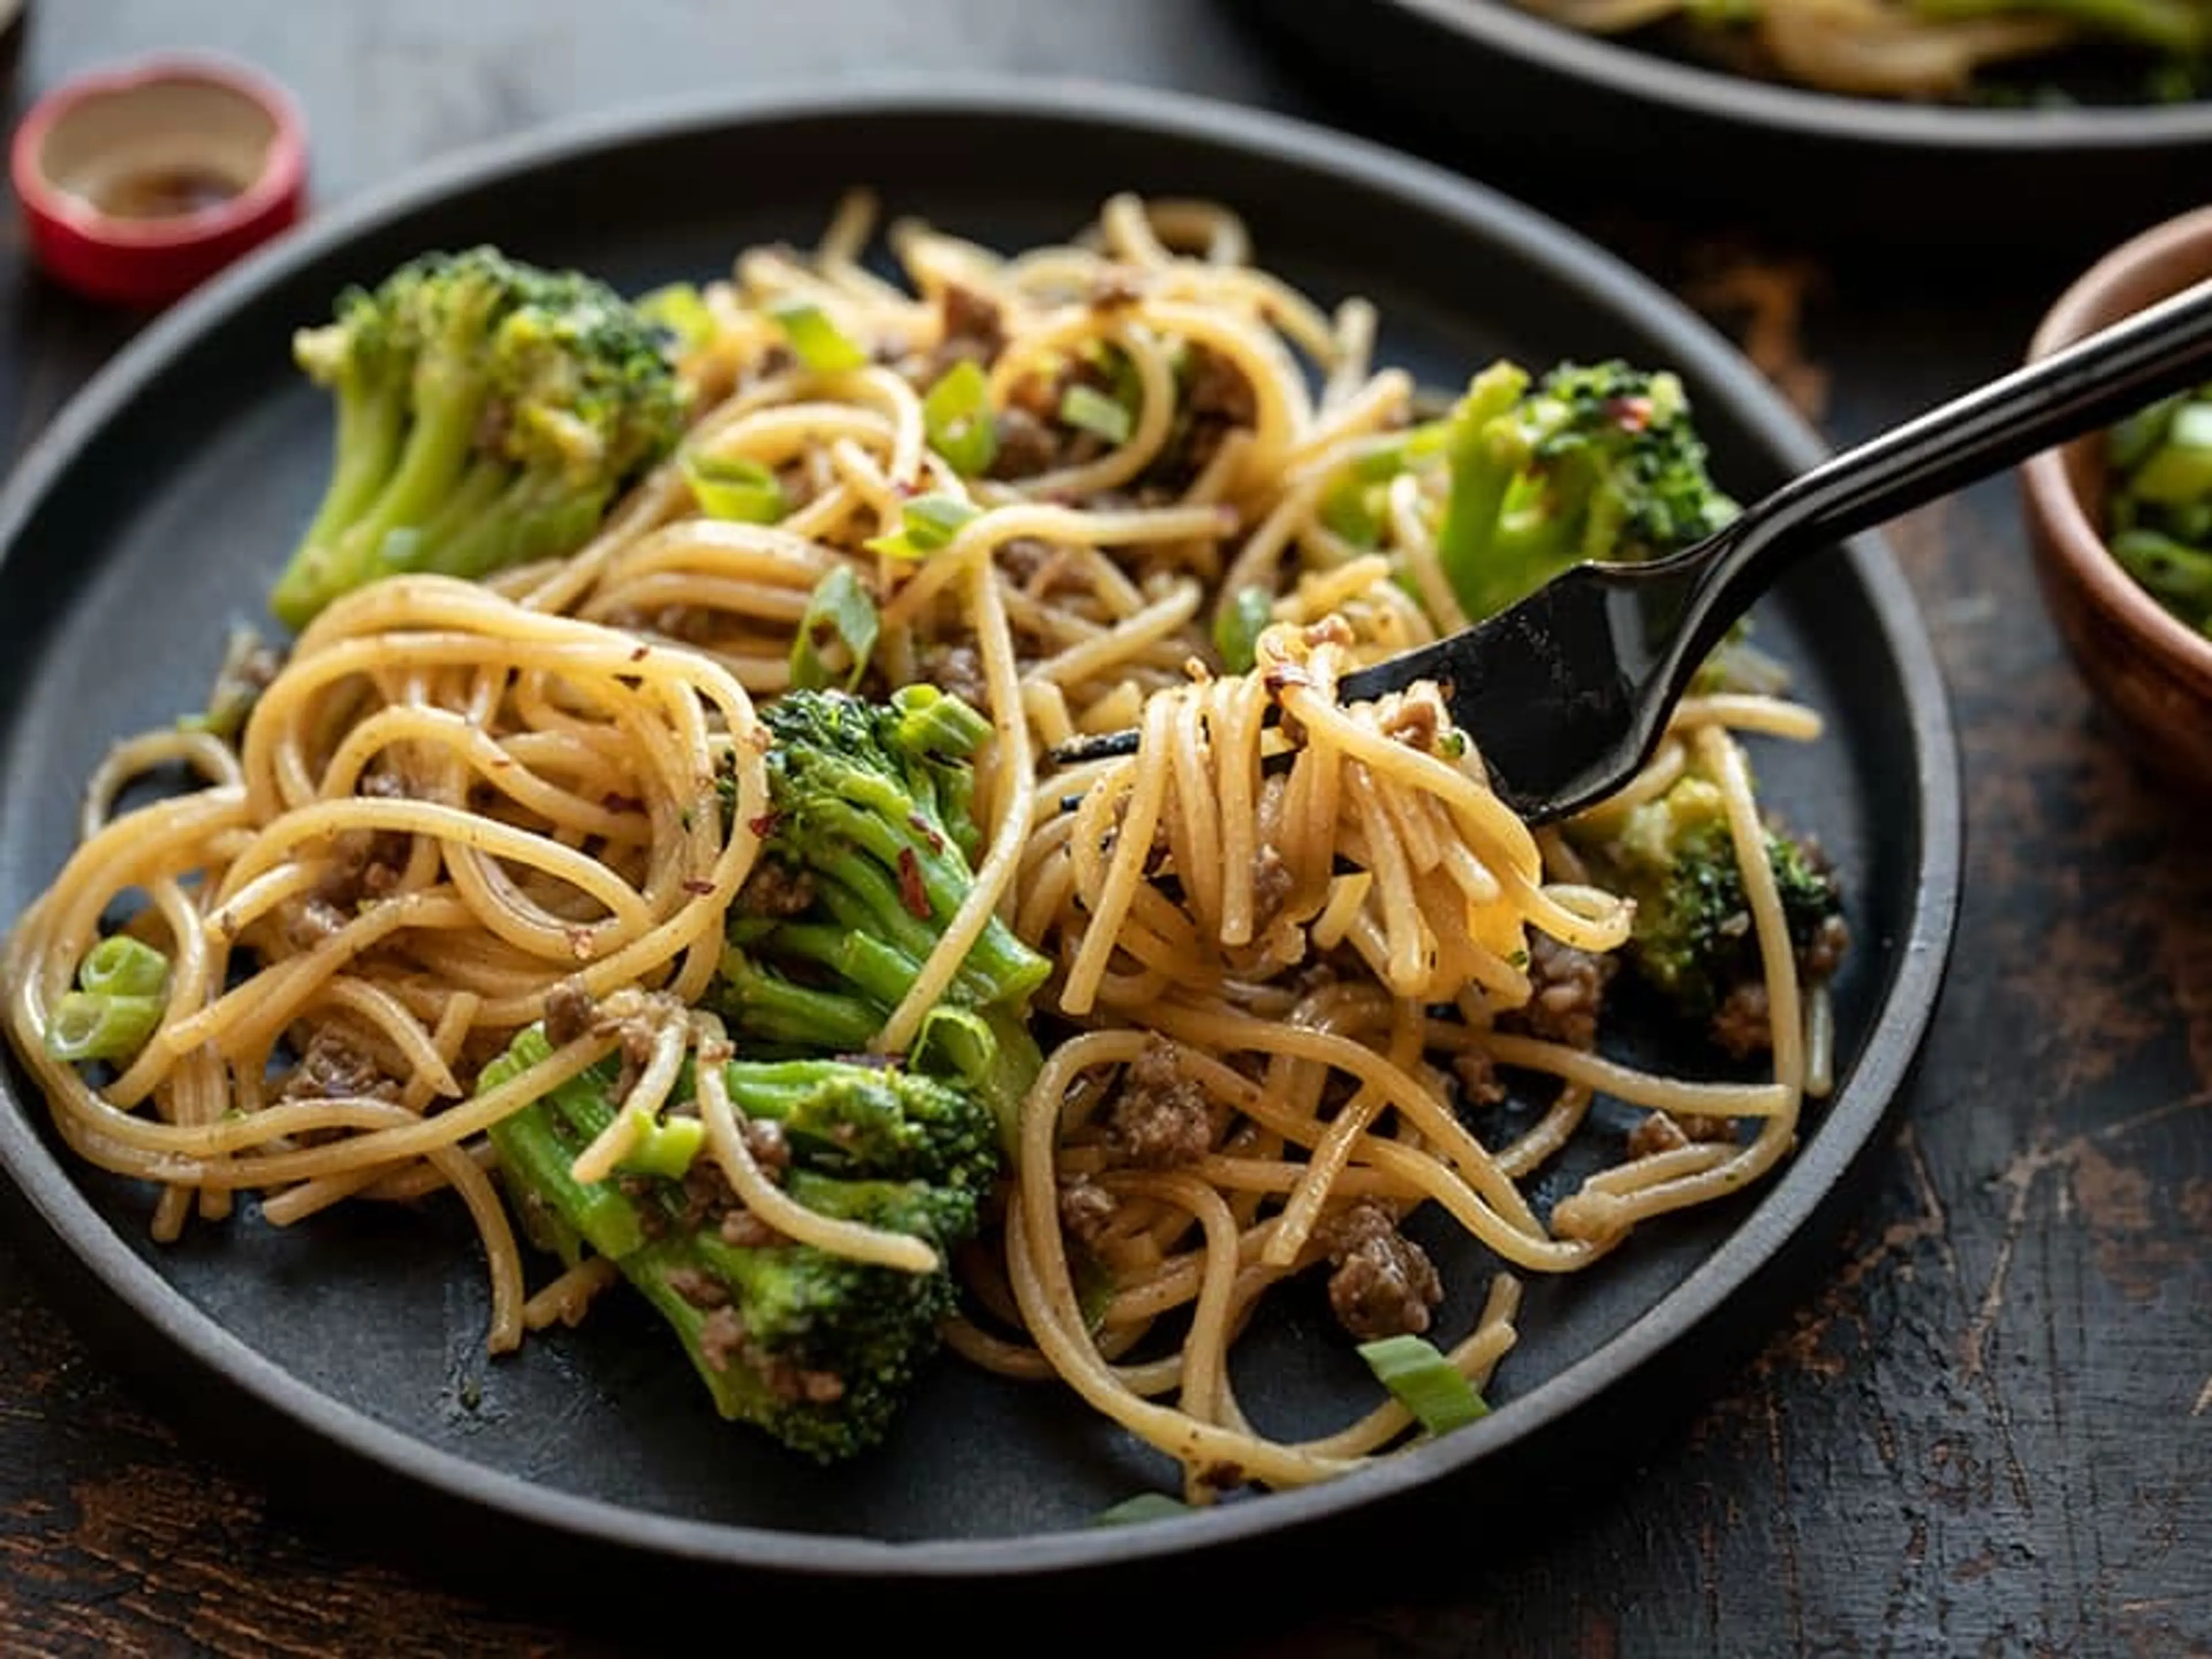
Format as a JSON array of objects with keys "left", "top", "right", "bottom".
[{"left": 2, "top": 191, "right": 1848, "bottom": 1501}]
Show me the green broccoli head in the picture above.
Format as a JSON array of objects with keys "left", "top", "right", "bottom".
[
  {"left": 482, "top": 1027, "right": 998, "bottom": 1463},
  {"left": 707, "top": 686, "right": 1050, "bottom": 1143},
  {"left": 1434, "top": 358, "right": 1739, "bottom": 624},
  {"left": 1585, "top": 776, "right": 1845, "bottom": 1044},
  {"left": 270, "top": 247, "right": 687, "bottom": 629},
  {"left": 630, "top": 1172, "right": 973, "bottom": 1463},
  {"left": 721, "top": 1058, "right": 1001, "bottom": 1197},
  {"left": 757, "top": 683, "right": 995, "bottom": 866}
]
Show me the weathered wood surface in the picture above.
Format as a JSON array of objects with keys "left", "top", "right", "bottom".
[{"left": 2, "top": 3, "right": 2208, "bottom": 1653}]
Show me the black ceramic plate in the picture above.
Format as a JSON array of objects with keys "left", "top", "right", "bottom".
[
  {"left": 0, "top": 81, "right": 1959, "bottom": 1597},
  {"left": 1238, "top": 0, "right": 2212, "bottom": 258}
]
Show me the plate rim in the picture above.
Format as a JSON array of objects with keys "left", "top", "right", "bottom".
[
  {"left": 0, "top": 73, "right": 1963, "bottom": 1582},
  {"left": 1359, "top": 0, "right": 2212, "bottom": 150}
]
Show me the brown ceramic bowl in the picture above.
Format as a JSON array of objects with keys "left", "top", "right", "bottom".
[{"left": 2022, "top": 207, "right": 2212, "bottom": 793}]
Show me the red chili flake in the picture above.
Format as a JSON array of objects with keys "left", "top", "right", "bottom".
[
  {"left": 630, "top": 645, "right": 652, "bottom": 662},
  {"left": 683, "top": 879, "right": 717, "bottom": 895},
  {"left": 602, "top": 791, "right": 647, "bottom": 815},
  {"left": 906, "top": 812, "right": 944, "bottom": 854},
  {"left": 896, "top": 847, "right": 930, "bottom": 919},
  {"left": 748, "top": 812, "right": 781, "bottom": 838}
]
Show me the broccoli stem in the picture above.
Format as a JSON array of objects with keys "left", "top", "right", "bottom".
[
  {"left": 429, "top": 472, "right": 611, "bottom": 581},
  {"left": 408, "top": 453, "right": 514, "bottom": 566},
  {"left": 767, "top": 921, "right": 927, "bottom": 1009},
  {"left": 1435, "top": 363, "right": 1533, "bottom": 620},
  {"left": 971, "top": 1005, "right": 1044, "bottom": 1150},
  {"left": 481, "top": 1033, "right": 649, "bottom": 1260},
  {"left": 339, "top": 354, "right": 495, "bottom": 584},
  {"left": 713, "top": 947, "right": 887, "bottom": 1051},
  {"left": 298, "top": 379, "right": 408, "bottom": 558},
  {"left": 804, "top": 846, "right": 1042, "bottom": 1009}
]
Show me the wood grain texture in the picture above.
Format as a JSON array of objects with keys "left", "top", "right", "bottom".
[{"left": 2, "top": 3, "right": 2208, "bottom": 1654}]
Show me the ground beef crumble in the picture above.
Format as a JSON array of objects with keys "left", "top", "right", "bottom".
[
  {"left": 1800, "top": 912, "right": 1851, "bottom": 980},
  {"left": 543, "top": 977, "right": 597, "bottom": 1047},
  {"left": 1317, "top": 1200, "right": 1442, "bottom": 1341},
  {"left": 1710, "top": 979, "right": 1772, "bottom": 1059},
  {"left": 1452, "top": 1048, "right": 1509, "bottom": 1109},
  {"left": 1626, "top": 1109, "right": 1738, "bottom": 1160},
  {"left": 1250, "top": 843, "right": 1294, "bottom": 931},
  {"left": 916, "top": 639, "right": 988, "bottom": 710},
  {"left": 737, "top": 860, "right": 817, "bottom": 919},
  {"left": 1057, "top": 1175, "right": 1118, "bottom": 1249},
  {"left": 278, "top": 1027, "right": 402, "bottom": 1103},
  {"left": 923, "top": 283, "right": 1005, "bottom": 380},
  {"left": 1501, "top": 933, "right": 1619, "bottom": 1052},
  {"left": 695, "top": 1308, "right": 845, "bottom": 1402},
  {"left": 1105, "top": 1038, "right": 1213, "bottom": 1168},
  {"left": 1377, "top": 684, "right": 1448, "bottom": 752}
]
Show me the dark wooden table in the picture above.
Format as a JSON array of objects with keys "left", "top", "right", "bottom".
[{"left": 3, "top": 3, "right": 2209, "bottom": 1654}]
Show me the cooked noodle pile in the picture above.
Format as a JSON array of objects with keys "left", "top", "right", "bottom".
[
  {"left": 2, "top": 192, "right": 1838, "bottom": 1499},
  {"left": 1511, "top": 0, "right": 2169, "bottom": 100},
  {"left": 3, "top": 579, "right": 768, "bottom": 1349}
]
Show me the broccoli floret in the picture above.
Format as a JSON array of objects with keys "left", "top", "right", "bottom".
[
  {"left": 482, "top": 1027, "right": 997, "bottom": 1462},
  {"left": 1434, "top": 359, "right": 1738, "bottom": 625},
  {"left": 269, "top": 247, "right": 687, "bottom": 629},
  {"left": 1573, "top": 776, "right": 1844, "bottom": 1047},
  {"left": 710, "top": 1056, "right": 1001, "bottom": 1194},
  {"left": 709, "top": 684, "right": 1050, "bottom": 1142}
]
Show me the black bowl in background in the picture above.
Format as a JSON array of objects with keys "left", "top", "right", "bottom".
[{"left": 1233, "top": 0, "right": 2212, "bottom": 266}]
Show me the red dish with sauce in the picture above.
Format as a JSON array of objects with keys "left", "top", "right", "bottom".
[{"left": 9, "top": 54, "right": 307, "bottom": 307}]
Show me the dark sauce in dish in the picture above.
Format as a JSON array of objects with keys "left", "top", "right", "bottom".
[{"left": 90, "top": 165, "right": 244, "bottom": 220}]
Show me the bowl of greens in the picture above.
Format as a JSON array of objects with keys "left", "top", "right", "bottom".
[{"left": 2024, "top": 205, "right": 2212, "bottom": 790}]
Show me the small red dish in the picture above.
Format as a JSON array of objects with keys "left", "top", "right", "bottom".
[{"left": 9, "top": 53, "right": 307, "bottom": 308}]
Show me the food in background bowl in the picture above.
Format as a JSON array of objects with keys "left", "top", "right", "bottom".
[
  {"left": 1508, "top": 0, "right": 2210, "bottom": 102},
  {"left": 2022, "top": 207, "right": 2212, "bottom": 791},
  {"left": 2107, "top": 382, "right": 2212, "bottom": 635}
]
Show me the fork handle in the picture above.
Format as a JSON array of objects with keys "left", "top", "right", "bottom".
[{"left": 1683, "top": 273, "right": 2212, "bottom": 644}]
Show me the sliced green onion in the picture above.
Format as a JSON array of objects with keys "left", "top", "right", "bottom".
[
  {"left": 2130, "top": 403, "right": 2212, "bottom": 505},
  {"left": 1358, "top": 1334, "right": 1490, "bottom": 1435},
  {"left": 863, "top": 494, "right": 983, "bottom": 560},
  {"left": 681, "top": 452, "right": 787, "bottom": 524},
  {"left": 770, "top": 300, "right": 869, "bottom": 374},
  {"left": 1060, "top": 382, "right": 1134, "bottom": 446},
  {"left": 616, "top": 1115, "right": 706, "bottom": 1180},
  {"left": 78, "top": 935, "right": 171, "bottom": 999},
  {"left": 44, "top": 991, "right": 165, "bottom": 1065},
  {"left": 1212, "top": 585, "right": 1275, "bottom": 675},
  {"left": 2115, "top": 529, "right": 2212, "bottom": 611},
  {"left": 635, "top": 282, "right": 715, "bottom": 354},
  {"left": 1091, "top": 1493, "right": 1192, "bottom": 1527},
  {"left": 790, "top": 565, "right": 880, "bottom": 694},
  {"left": 2110, "top": 393, "right": 2185, "bottom": 475},
  {"left": 923, "top": 359, "right": 998, "bottom": 477},
  {"left": 912, "top": 1006, "right": 997, "bottom": 1088},
  {"left": 890, "top": 681, "right": 994, "bottom": 752},
  {"left": 1319, "top": 474, "right": 1385, "bottom": 549}
]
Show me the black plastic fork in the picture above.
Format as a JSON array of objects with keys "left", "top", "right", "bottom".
[{"left": 1050, "top": 274, "right": 2212, "bottom": 823}]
